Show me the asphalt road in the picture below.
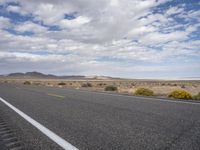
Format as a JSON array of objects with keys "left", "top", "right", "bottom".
[{"left": 0, "top": 83, "right": 200, "bottom": 150}]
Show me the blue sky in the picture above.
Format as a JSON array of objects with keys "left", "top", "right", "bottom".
[{"left": 0, "top": 0, "right": 199, "bottom": 79}]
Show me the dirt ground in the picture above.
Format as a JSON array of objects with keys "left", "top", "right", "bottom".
[{"left": 1, "top": 78, "right": 200, "bottom": 97}]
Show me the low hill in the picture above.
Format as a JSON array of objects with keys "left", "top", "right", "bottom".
[
  {"left": 2, "top": 71, "right": 119, "bottom": 80},
  {"left": 6, "top": 71, "right": 85, "bottom": 79}
]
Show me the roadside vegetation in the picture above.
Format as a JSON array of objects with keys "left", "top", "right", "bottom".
[
  {"left": 104, "top": 85, "right": 118, "bottom": 91},
  {"left": 3, "top": 79, "right": 200, "bottom": 101},
  {"left": 134, "top": 88, "right": 154, "bottom": 96},
  {"left": 23, "top": 81, "right": 31, "bottom": 85},
  {"left": 58, "top": 82, "right": 66, "bottom": 85},
  {"left": 168, "top": 90, "right": 192, "bottom": 100},
  {"left": 193, "top": 92, "right": 200, "bottom": 100},
  {"left": 81, "top": 82, "right": 92, "bottom": 87}
]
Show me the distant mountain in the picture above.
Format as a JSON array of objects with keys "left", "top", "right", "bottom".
[
  {"left": 7, "top": 72, "right": 54, "bottom": 79},
  {"left": 5, "top": 71, "right": 85, "bottom": 79},
  {"left": 2, "top": 71, "right": 118, "bottom": 80},
  {"left": 8, "top": 73, "right": 25, "bottom": 77}
]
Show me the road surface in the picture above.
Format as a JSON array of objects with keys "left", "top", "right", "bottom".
[{"left": 0, "top": 83, "right": 200, "bottom": 150}]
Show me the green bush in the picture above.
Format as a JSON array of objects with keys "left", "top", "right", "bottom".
[
  {"left": 58, "top": 82, "right": 66, "bottom": 85},
  {"left": 104, "top": 85, "right": 117, "bottom": 91},
  {"left": 193, "top": 92, "right": 200, "bottom": 100},
  {"left": 81, "top": 82, "right": 92, "bottom": 87},
  {"left": 24, "top": 81, "right": 31, "bottom": 85},
  {"left": 168, "top": 90, "right": 192, "bottom": 100},
  {"left": 134, "top": 88, "right": 154, "bottom": 96}
]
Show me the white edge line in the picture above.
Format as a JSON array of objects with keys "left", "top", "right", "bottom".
[
  {"left": 100, "top": 93, "right": 200, "bottom": 105},
  {"left": 0, "top": 97, "right": 78, "bottom": 150},
  {"left": 100, "top": 92, "right": 200, "bottom": 105}
]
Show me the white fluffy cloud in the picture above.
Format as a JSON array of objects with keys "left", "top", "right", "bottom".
[
  {"left": 14, "top": 21, "right": 47, "bottom": 33},
  {"left": 0, "top": 0, "right": 199, "bottom": 78},
  {"left": 59, "top": 16, "right": 91, "bottom": 29},
  {"left": 0, "top": 16, "right": 11, "bottom": 29},
  {"left": 6, "top": 5, "right": 27, "bottom": 15}
]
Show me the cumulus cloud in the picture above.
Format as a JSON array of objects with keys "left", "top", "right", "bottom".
[
  {"left": 0, "top": 0, "right": 199, "bottom": 78},
  {"left": 6, "top": 5, "right": 28, "bottom": 16},
  {"left": 14, "top": 21, "right": 47, "bottom": 33},
  {"left": 0, "top": 16, "right": 11, "bottom": 29},
  {"left": 59, "top": 16, "right": 91, "bottom": 29},
  {"left": 166, "top": 6, "right": 184, "bottom": 16}
]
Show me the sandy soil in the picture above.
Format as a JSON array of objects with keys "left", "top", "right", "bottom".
[{"left": 1, "top": 78, "right": 200, "bottom": 97}]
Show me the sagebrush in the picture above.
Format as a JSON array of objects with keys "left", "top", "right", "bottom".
[
  {"left": 58, "top": 82, "right": 66, "bottom": 85},
  {"left": 193, "top": 92, "right": 200, "bottom": 100},
  {"left": 104, "top": 85, "right": 117, "bottom": 91},
  {"left": 134, "top": 88, "right": 154, "bottom": 96},
  {"left": 81, "top": 82, "right": 92, "bottom": 87},
  {"left": 168, "top": 90, "right": 192, "bottom": 100},
  {"left": 24, "top": 81, "right": 31, "bottom": 85}
]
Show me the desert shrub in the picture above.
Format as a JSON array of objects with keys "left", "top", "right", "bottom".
[
  {"left": 168, "top": 90, "right": 192, "bottom": 100},
  {"left": 131, "top": 83, "right": 136, "bottom": 86},
  {"left": 193, "top": 92, "right": 200, "bottom": 100},
  {"left": 193, "top": 84, "right": 197, "bottom": 88},
  {"left": 98, "top": 83, "right": 103, "bottom": 86},
  {"left": 134, "top": 88, "right": 154, "bottom": 96},
  {"left": 58, "top": 82, "right": 66, "bottom": 85},
  {"left": 104, "top": 85, "right": 118, "bottom": 91},
  {"left": 24, "top": 81, "right": 31, "bottom": 85},
  {"left": 181, "top": 85, "right": 185, "bottom": 88},
  {"left": 81, "top": 82, "right": 92, "bottom": 87}
]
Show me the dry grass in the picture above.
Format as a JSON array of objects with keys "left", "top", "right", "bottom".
[{"left": 1, "top": 78, "right": 200, "bottom": 98}]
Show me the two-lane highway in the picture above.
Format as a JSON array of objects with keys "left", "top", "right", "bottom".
[{"left": 0, "top": 83, "right": 200, "bottom": 150}]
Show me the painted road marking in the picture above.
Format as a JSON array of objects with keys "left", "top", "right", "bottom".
[
  {"left": 0, "top": 97, "right": 78, "bottom": 150},
  {"left": 47, "top": 93, "right": 65, "bottom": 98},
  {"left": 104, "top": 94, "right": 200, "bottom": 105},
  {"left": 62, "top": 88, "right": 200, "bottom": 106}
]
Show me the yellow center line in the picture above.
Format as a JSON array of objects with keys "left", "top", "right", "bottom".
[{"left": 47, "top": 93, "right": 65, "bottom": 99}]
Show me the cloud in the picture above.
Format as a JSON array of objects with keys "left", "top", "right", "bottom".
[
  {"left": 59, "top": 16, "right": 91, "bottom": 29},
  {"left": 1, "top": 51, "right": 199, "bottom": 78},
  {"left": 139, "top": 31, "right": 188, "bottom": 45},
  {"left": 0, "top": 16, "right": 11, "bottom": 29},
  {"left": 166, "top": 6, "right": 184, "bottom": 16},
  {"left": 14, "top": 21, "right": 47, "bottom": 33},
  {"left": 0, "top": 0, "right": 199, "bottom": 78},
  {"left": 6, "top": 5, "right": 28, "bottom": 16}
]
